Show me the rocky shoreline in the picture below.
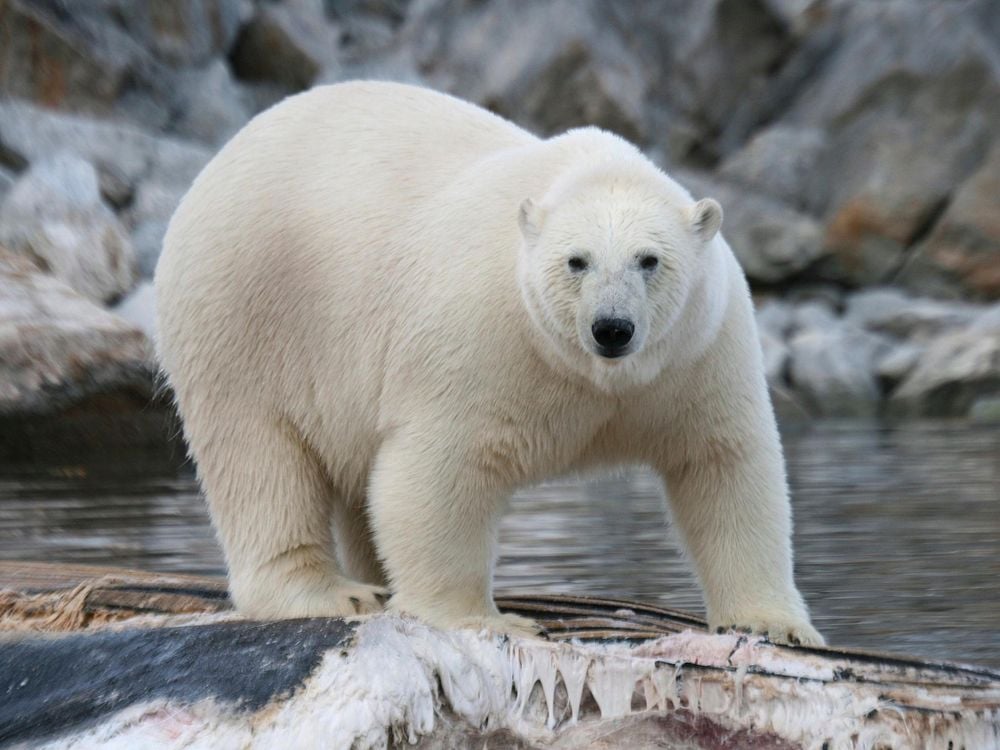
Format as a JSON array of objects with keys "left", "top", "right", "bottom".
[{"left": 1, "top": 0, "right": 998, "bottom": 431}]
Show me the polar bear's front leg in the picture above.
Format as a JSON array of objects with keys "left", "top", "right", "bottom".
[
  {"left": 660, "top": 442, "right": 823, "bottom": 647},
  {"left": 368, "top": 432, "right": 541, "bottom": 638}
]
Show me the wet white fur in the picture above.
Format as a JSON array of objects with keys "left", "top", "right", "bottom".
[{"left": 155, "top": 81, "right": 820, "bottom": 645}]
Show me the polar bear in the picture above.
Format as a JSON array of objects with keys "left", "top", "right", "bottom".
[{"left": 155, "top": 81, "right": 822, "bottom": 646}]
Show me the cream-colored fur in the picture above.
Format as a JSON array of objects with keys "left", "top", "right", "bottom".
[{"left": 155, "top": 81, "right": 822, "bottom": 646}]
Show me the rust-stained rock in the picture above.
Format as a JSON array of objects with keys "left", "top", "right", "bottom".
[
  {"left": 897, "top": 144, "right": 1000, "bottom": 300},
  {"left": 0, "top": 0, "right": 137, "bottom": 113}
]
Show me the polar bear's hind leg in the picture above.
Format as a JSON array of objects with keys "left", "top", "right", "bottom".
[{"left": 189, "top": 409, "right": 386, "bottom": 618}]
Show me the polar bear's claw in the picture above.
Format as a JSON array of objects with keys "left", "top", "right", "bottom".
[
  {"left": 242, "top": 577, "right": 389, "bottom": 620},
  {"left": 717, "top": 617, "right": 825, "bottom": 648},
  {"left": 457, "top": 612, "right": 545, "bottom": 639}
]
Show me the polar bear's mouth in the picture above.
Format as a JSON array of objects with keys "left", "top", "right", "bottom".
[{"left": 595, "top": 345, "right": 631, "bottom": 360}]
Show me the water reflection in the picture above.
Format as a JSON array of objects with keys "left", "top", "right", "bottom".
[{"left": 0, "top": 422, "right": 997, "bottom": 667}]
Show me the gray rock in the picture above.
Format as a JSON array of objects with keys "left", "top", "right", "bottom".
[
  {"left": 789, "top": 300, "right": 837, "bottom": 335},
  {"left": 718, "top": 125, "right": 828, "bottom": 210},
  {"left": 132, "top": 221, "right": 170, "bottom": 280},
  {"left": 112, "top": 281, "right": 157, "bottom": 341},
  {"left": 328, "top": 0, "right": 408, "bottom": 60},
  {"left": 969, "top": 396, "right": 1000, "bottom": 423},
  {"left": 759, "top": 329, "right": 789, "bottom": 385},
  {"left": 0, "top": 154, "right": 136, "bottom": 304},
  {"left": 875, "top": 342, "right": 924, "bottom": 386},
  {"left": 172, "top": 61, "right": 252, "bottom": 144},
  {"left": 844, "top": 288, "right": 978, "bottom": 340},
  {"left": 788, "top": 323, "right": 888, "bottom": 417},
  {"left": 895, "top": 143, "right": 1000, "bottom": 301},
  {"left": 230, "top": 3, "right": 341, "bottom": 91},
  {"left": 0, "top": 167, "right": 14, "bottom": 205},
  {"left": 0, "top": 250, "right": 153, "bottom": 416},
  {"left": 755, "top": 298, "right": 794, "bottom": 339},
  {"left": 129, "top": 181, "right": 190, "bottom": 228},
  {"left": 889, "top": 328, "right": 1000, "bottom": 417},
  {"left": 782, "top": 284, "right": 844, "bottom": 311},
  {"left": 339, "top": 14, "right": 397, "bottom": 58},
  {"left": 319, "top": 48, "right": 426, "bottom": 88},
  {"left": 326, "top": 0, "right": 412, "bottom": 24},
  {"left": 972, "top": 304, "right": 1000, "bottom": 333},
  {"left": 784, "top": 1, "right": 1000, "bottom": 287},
  {"left": 126, "top": 180, "right": 191, "bottom": 278},
  {"left": 607, "top": 0, "right": 798, "bottom": 160},
  {"left": 0, "top": 0, "right": 151, "bottom": 115},
  {"left": 0, "top": 100, "right": 213, "bottom": 206},
  {"left": 111, "top": 0, "right": 250, "bottom": 67},
  {"left": 404, "top": 0, "right": 647, "bottom": 143},
  {"left": 679, "top": 171, "right": 825, "bottom": 284}
]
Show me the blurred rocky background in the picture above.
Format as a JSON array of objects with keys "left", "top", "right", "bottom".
[{"left": 1, "top": 0, "right": 999, "bottom": 454}]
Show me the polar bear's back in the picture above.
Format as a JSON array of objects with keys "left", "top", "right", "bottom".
[{"left": 155, "top": 83, "right": 540, "bottom": 469}]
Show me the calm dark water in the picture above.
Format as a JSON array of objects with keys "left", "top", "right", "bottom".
[{"left": 1, "top": 422, "right": 997, "bottom": 668}]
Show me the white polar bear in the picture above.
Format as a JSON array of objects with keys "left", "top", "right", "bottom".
[{"left": 155, "top": 81, "right": 822, "bottom": 646}]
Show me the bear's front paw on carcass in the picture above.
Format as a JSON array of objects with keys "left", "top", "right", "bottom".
[
  {"left": 389, "top": 598, "right": 545, "bottom": 639},
  {"left": 455, "top": 612, "right": 545, "bottom": 639},
  {"left": 713, "top": 613, "right": 824, "bottom": 647},
  {"left": 239, "top": 575, "right": 389, "bottom": 619}
]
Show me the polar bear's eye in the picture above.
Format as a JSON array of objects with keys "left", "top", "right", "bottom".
[
  {"left": 639, "top": 254, "right": 659, "bottom": 271},
  {"left": 567, "top": 256, "right": 588, "bottom": 272}
]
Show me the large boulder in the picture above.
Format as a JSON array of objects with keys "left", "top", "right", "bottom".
[
  {"left": 889, "top": 320, "right": 1000, "bottom": 418},
  {"left": 0, "top": 0, "right": 248, "bottom": 129},
  {"left": 402, "top": 0, "right": 801, "bottom": 161},
  {"left": 0, "top": 154, "right": 136, "bottom": 304},
  {"left": 606, "top": 0, "right": 799, "bottom": 161},
  {"left": 110, "top": 0, "right": 249, "bottom": 67},
  {"left": 779, "top": 1, "right": 1000, "bottom": 287},
  {"left": 896, "top": 144, "right": 1000, "bottom": 300},
  {"left": 754, "top": 297, "right": 794, "bottom": 339},
  {"left": 0, "top": 100, "right": 212, "bottom": 208},
  {"left": 875, "top": 341, "right": 924, "bottom": 388},
  {"left": 844, "top": 288, "right": 979, "bottom": 340},
  {"left": 0, "top": 250, "right": 153, "bottom": 416},
  {"left": 402, "top": 0, "right": 646, "bottom": 143},
  {"left": 171, "top": 60, "right": 252, "bottom": 144},
  {"left": 0, "top": 0, "right": 150, "bottom": 114},
  {"left": 787, "top": 321, "right": 888, "bottom": 417},
  {"left": 718, "top": 125, "right": 828, "bottom": 211},
  {"left": 0, "top": 167, "right": 13, "bottom": 204},
  {"left": 230, "top": 2, "right": 341, "bottom": 91}
]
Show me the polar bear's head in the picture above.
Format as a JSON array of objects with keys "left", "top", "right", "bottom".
[{"left": 517, "top": 163, "right": 724, "bottom": 390}]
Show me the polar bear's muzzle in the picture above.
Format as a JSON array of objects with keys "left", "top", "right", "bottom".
[{"left": 591, "top": 317, "right": 635, "bottom": 359}]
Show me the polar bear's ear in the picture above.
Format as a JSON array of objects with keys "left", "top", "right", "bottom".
[
  {"left": 518, "top": 198, "right": 545, "bottom": 245},
  {"left": 690, "top": 198, "right": 723, "bottom": 242}
]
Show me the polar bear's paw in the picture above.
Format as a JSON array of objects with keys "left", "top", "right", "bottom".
[
  {"left": 242, "top": 576, "right": 389, "bottom": 619},
  {"left": 714, "top": 615, "right": 824, "bottom": 647},
  {"left": 457, "top": 612, "right": 545, "bottom": 639},
  {"left": 326, "top": 579, "right": 391, "bottom": 616}
]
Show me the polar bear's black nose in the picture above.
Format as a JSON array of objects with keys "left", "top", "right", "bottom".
[{"left": 592, "top": 317, "right": 634, "bottom": 356}]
